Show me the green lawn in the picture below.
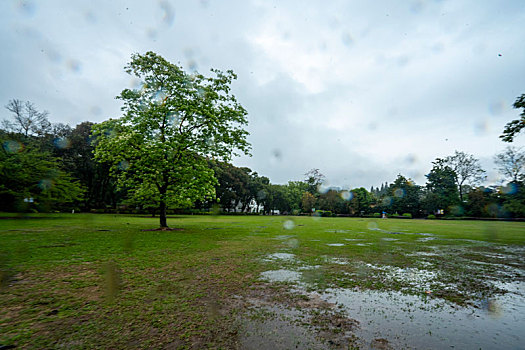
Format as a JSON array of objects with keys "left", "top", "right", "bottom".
[{"left": 1, "top": 214, "right": 524, "bottom": 348}]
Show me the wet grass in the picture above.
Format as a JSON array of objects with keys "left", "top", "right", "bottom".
[{"left": 1, "top": 214, "right": 524, "bottom": 348}]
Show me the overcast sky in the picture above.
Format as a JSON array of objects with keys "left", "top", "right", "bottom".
[{"left": 1, "top": 0, "right": 524, "bottom": 189}]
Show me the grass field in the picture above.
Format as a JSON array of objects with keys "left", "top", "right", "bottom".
[{"left": 1, "top": 214, "right": 524, "bottom": 348}]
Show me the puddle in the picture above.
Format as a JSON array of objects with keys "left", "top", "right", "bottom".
[
  {"left": 344, "top": 238, "right": 363, "bottom": 241},
  {"left": 416, "top": 237, "right": 437, "bottom": 242},
  {"left": 260, "top": 270, "right": 302, "bottom": 283},
  {"left": 237, "top": 304, "right": 327, "bottom": 350},
  {"left": 264, "top": 253, "right": 296, "bottom": 262},
  {"left": 326, "top": 243, "right": 345, "bottom": 247},
  {"left": 324, "top": 256, "right": 349, "bottom": 265},
  {"left": 381, "top": 237, "right": 399, "bottom": 241},
  {"left": 325, "top": 229, "right": 351, "bottom": 233},
  {"left": 355, "top": 243, "right": 372, "bottom": 247},
  {"left": 320, "top": 285, "right": 525, "bottom": 349},
  {"left": 273, "top": 235, "right": 296, "bottom": 240},
  {"left": 364, "top": 263, "right": 439, "bottom": 290}
]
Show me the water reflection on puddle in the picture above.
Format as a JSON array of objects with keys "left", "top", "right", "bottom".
[{"left": 321, "top": 285, "right": 524, "bottom": 349}]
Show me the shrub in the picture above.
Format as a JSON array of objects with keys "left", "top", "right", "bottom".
[
  {"left": 427, "top": 214, "right": 436, "bottom": 219},
  {"left": 373, "top": 212, "right": 381, "bottom": 218},
  {"left": 402, "top": 213, "right": 412, "bottom": 219}
]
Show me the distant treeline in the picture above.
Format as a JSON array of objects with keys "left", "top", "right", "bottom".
[{"left": 1, "top": 99, "right": 524, "bottom": 218}]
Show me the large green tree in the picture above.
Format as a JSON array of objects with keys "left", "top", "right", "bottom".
[{"left": 93, "top": 52, "right": 250, "bottom": 228}]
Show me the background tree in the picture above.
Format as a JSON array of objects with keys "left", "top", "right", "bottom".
[
  {"left": 443, "top": 151, "right": 486, "bottom": 202},
  {"left": 304, "top": 168, "right": 325, "bottom": 195},
  {"left": 494, "top": 146, "right": 525, "bottom": 183},
  {"left": 301, "top": 192, "right": 316, "bottom": 213},
  {"left": 386, "top": 175, "right": 422, "bottom": 216},
  {"left": 423, "top": 159, "right": 460, "bottom": 215},
  {"left": 348, "top": 187, "right": 373, "bottom": 216},
  {"left": 0, "top": 136, "right": 84, "bottom": 212},
  {"left": 500, "top": 93, "right": 525, "bottom": 142},
  {"left": 93, "top": 52, "right": 250, "bottom": 228},
  {"left": 3, "top": 99, "right": 51, "bottom": 137}
]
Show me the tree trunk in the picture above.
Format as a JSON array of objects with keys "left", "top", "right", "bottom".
[{"left": 159, "top": 200, "right": 168, "bottom": 228}]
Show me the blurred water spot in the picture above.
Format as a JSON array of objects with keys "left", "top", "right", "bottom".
[
  {"left": 271, "top": 149, "right": 282, "bottom": 162},
  {"left": 410, "top": 0, "right": 424, "bottom": 14},
  {"left": 153, "top": 89, "right": 167, "bottom": 103},
  {"left": 44, "top": 48, "right": 62, "bottom": 63},
  {"left": 123, "top": 232, "right": 134, "bottom": 254},
  {"left": 484, "top": 203, "right": 500, "bottom": 217},
  {"left": 327, "top": 243, "right": 344, "bottom": 247},
  {"left": 84, "top": 10, "right": 97, "bottom": 23},
  {"left": 393, "top": 188, "right": 405, "bottom": 198},
  {"left": 474, "top": 119, "right": 490, "bottom": 135},
  {"left": 159, "top": 0, "right": 175, "bottom": 25},
  {"left": 104, "top": 260, "right": 121, "bottom": 301},
  {"left": 341, "top": 32, "right": 354, "bottom": 47},
  {"left": 382, "top": 196, "right": 392, "bottom": 206},
  {"left": 340, "top": 190, "right": 353, "bottom": 200},
  {"left": 3, "top": 140, "right": 23, "bottom": 153},
  {"left": 432, "top": 42, "right": 444, "bottom": 54},
  {"left": 53, "top": 137, "right": 70, "bottom": 149},
  {"left": 405, "top": 153, "right": 417, "bottom": 164},
  {"left": 38, "top": 179, "right": 53, "bottom": 190},
  {"left": 283, "top": 219, "right": 295, "bottom": 230},
  {"left": 501, "top": 183, "right": 518, "bottom": 195},
  {"left": 146, "top": 28, "right": 158, "bottom": 39},
  {"left": 188, "top": 59, "right": 198, "bottom": 72},
  {"left": 118, "top": 160, "right": 130, "bottom": 170},
  {"left": 257, "top": 190, "right": 267, "bottom": 200},
  {"left": 167, "top": 111, "right": 180, "bottom": 125},
  {"left": 449, "top": 205, "right": 464, "bottom": 216},
  {"left": 129, "top": 77, "right": 142, "bottom": 89},
  {"left": 317, "top": 183, "right": 331, "bottom": 194},
  {"left": 367, "top": 221, "right": 378, "bottom": 230},
  {"left": 285, "top": 238, "right": 300, "bottom": 248},
  {"left": 488, "top": 101, "right": 504, "bottom": 115},
  {"left": 16, "top": 0, "right": 36, "bottom": 16},
  {"left": 66, "top": 59, "right": 82, "bottom": 73},
  {"left": 90, "top": 106, "right": 102, "bottom": 116}
]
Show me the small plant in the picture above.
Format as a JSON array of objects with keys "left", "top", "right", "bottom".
[
  {"left": 402, "top": 213, "right": 412, "bottom": 219},
  {"left": 427, "top": 214, "right": 436, "bottom": 219},
  {"left": 373, "top": 212, "right": 381, "bottom": 218}
]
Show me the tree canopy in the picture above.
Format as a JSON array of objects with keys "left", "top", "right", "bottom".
[
  {"left": 92, "top": 52, "right": 250, "bottom": 228},
  {"left": 500, "top": 93, "right": 525, "bottom": 142}
]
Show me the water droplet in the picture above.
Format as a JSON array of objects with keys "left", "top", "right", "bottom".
[
  {"left": 382, "top": 196, "right": 392, "bottom": 206},
  {"left": 501, "top": 183, "right": 518, "bottom": 195},
  {"left": 66, "top": 59, "right": 82, "bottom": 73},
  {"left": 3, "top": 140, "right": 23, "bottom": 153},
  {"left": 159, "top": 1, "right": 175, "bottom": 26},
  {"left": 393, "top": 188, "right": 405, "bottom": 198},
  {"left": 367, "top": 221, "right": 378, "bottom": 230},
  {"left": 38, "top": 179, "right": 53, "bottom": 190},
  {"left": 283, "top": 219, "right": 295, "bottom": 230},
  {"left": 153, "top": 89, "right": 167, "bottom": 104},
  {"left": 340, "top": 190, "right": 353, "bottom": 200},
  {"left": 257, "top": 190, "right": 267, "bottom": 200},
  {"left": 118, "top": 160, "right": 130, "bottom": 170},
  {"left": 341, "top": 32, "right": 354, "bottom": 47},
  {"left": 53, "top": 137, "right": 71, "bottom": 149},
  {"left": 90, "top": 106, "right": 102, "bottom": 116}
]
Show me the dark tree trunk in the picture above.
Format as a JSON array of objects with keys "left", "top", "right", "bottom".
[{"left": 159, "top": 200, "right": 167, "bottom": 228}]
